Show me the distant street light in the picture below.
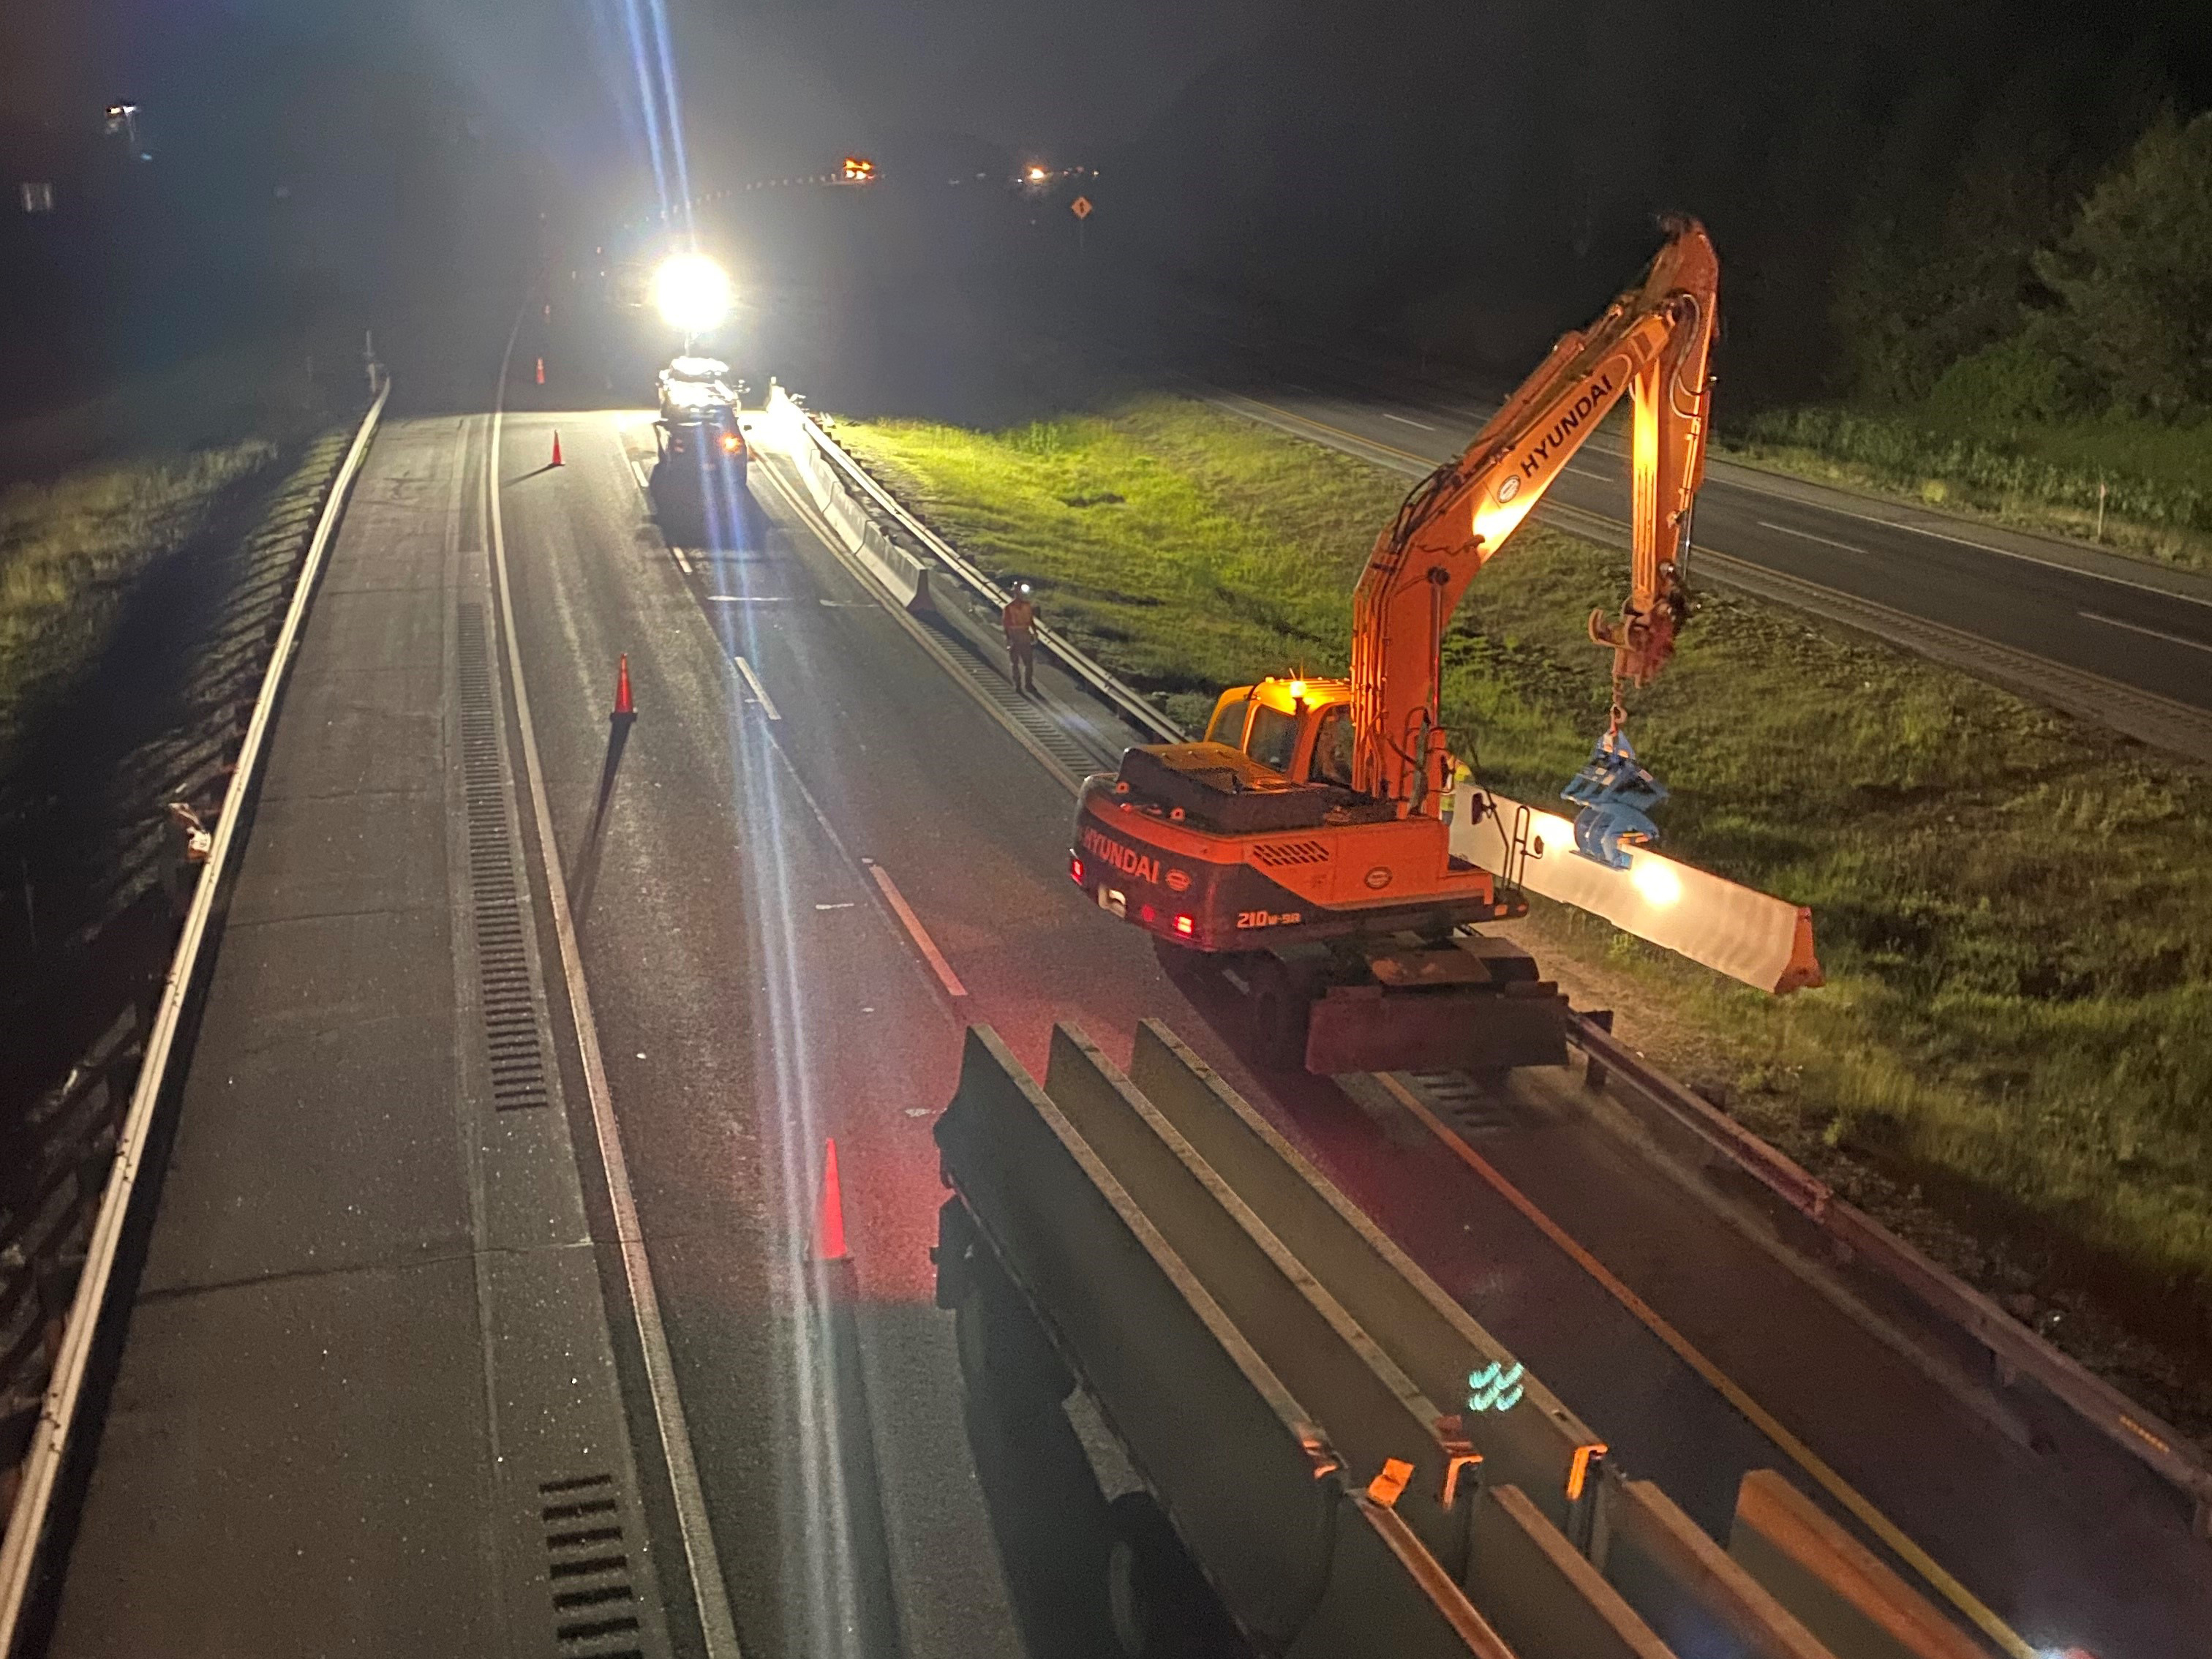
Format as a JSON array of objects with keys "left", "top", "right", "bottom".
[
  {"left": 652, "top": 253, "right": 732, "bottom": 343},
  {"left": 103, "top": 102, "right": 148, "bottom": 159},
  {"left": 1025, "top": 165, "right": 1048, "bottom": 183}
]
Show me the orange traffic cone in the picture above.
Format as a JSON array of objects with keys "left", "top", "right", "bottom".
[
  {"left": 550, "top": 431, "right": 564, "bottom": 467},
  {"left": 816, "top": 1137, "right": 849, "bottom": 1263},
  {"left": 535, "top": 356, "right": 545, "bottom": 385},
  {"left": 612, "top": 653, "right": 633, "bottom": 718}
]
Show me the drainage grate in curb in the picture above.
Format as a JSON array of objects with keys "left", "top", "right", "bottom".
[
  {"left": 540, "top": 1472, "right": 646, "bottom": 1658},
  {"left": 457, "top": 605, "right": 552, "bottom": 1110}
]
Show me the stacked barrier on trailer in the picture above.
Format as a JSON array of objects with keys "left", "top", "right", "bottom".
[{"left": 936, "top": 1020, "right": 1995, "bottom": 1658}]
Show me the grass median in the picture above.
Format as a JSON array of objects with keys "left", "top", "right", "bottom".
[
  {"left": 839, "top": 395, "right": 2212, "bottom": 1402},
  {"left": 0, "top": 345, "right": 350, "bottom": 778},
  {"left": 0, "top": 443, "right": 281, "bottom": 769}
]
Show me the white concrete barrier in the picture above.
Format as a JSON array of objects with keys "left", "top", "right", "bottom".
[
  {"left": 1453, "top": 784, "right": 1821, "bottom": 996},
  {"left": 761, "top": 385, "right": 933, "bottom": 614}
]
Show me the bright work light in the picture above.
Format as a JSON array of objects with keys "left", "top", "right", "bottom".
[{"left": 652, "top": 254, "right": 732, "bottom": 335}]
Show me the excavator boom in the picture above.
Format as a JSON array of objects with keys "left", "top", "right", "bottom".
[{"left": 1350, "top": 218, "right": 1719, "bottom": 805}]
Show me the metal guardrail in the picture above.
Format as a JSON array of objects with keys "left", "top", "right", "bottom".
[
  {"left": 1571, "top": 1014, "right": 2212, "bottom": 1537},
  {"left": 778, "top": 388, "right": 1186, "bottom": 746},
  {"left": 0, "top": 371, "right": 391, "bottom": 1654}
]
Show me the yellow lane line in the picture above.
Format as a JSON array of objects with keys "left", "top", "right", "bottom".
[{"left": 1375, "top": 1071, "right": 2034, "bottom": 1659}]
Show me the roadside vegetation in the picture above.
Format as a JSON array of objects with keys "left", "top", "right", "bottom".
[
  {"left": 0, "top": 443, "right": 279, "bottom": 772},
  {"left": 1723, "top": 405, "right": 2212, "bottom": 573},
  {"left": 0, "top": 345, "right": 348, "bottom": 775},
  {"left": 841, "top": 395, "right": 2212, "bottom": 1397}
]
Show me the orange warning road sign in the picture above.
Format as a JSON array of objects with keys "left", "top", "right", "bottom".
[{"left": 1071, "top": 195, "right": 1093, "bottom": 219}]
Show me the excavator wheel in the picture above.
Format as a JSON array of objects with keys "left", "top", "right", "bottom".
[
  {"left": 1245, "top": 955, "right": 1312, "bottom": 1071},
  {"left": 1150, "top": 933, "right": 1212, "bottom": 990}
]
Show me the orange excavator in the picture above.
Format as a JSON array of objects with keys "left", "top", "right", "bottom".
[{"left": 1070, "top": 218, "right": 1720, "bottom": 1072}]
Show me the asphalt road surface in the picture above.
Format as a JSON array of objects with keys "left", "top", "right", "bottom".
[{"left": 46, "top": 347, "right": 2209, "bottom": 1659}]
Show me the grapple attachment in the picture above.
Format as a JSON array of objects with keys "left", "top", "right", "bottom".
[{"left": 1561, "top": 728, "right": 1666, "bottom": 870}]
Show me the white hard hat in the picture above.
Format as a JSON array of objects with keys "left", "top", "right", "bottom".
[{"left": 1018, "top": 582, "right": 1032, "bottom": 595}]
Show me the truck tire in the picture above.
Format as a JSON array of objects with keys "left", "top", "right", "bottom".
[
  {"left": 1104, "top": 1491, "right": 1235, "bottom": 1658},
  {"left": 954, "top": 1268, "right": 1072, "bottom": 1411}
]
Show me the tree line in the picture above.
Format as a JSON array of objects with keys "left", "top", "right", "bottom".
[
  {"left": 1108, "top": 0, "right": 2211, "bottom": 424},
  {"left": 1837, "top": 97, "right": 2212, "bottom": 426}
]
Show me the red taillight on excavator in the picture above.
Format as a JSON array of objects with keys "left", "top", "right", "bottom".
[
  {"left": 1173, "top": 914, "right": 1195, "bottom": 937},
  {"left": 1069, "top": 855, "right": 1084, "bottom": 884},
  {"left": 1139, "top": 903, "right": 1156, "bottom": 924}
]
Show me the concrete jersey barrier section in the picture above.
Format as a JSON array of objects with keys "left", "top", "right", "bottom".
[
  {"left": 934, "top": 1026, "right": 1358, "bottom": 1651},
  {"left": 1728, "top": 1472, "right": 1990, "bottom": 1659},
  {"left": 1453, "top": 784, "right": 1822, "bottom": 996},
  {"left": 1125, "top": 1020, "right": 1610, "bottom": 1540},
  {"left": 760, "top": 385, "right": 933, "bottom": 614},
  {"left": 936, "top": 1019, "right": 1998, "bottom": 1658},
  {"left": 1116, "top": 1020, "right": 1880, "bottom": 1659}
]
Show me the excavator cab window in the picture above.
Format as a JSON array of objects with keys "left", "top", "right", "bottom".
[
  {"left": 1246, "top": 704, "right": 1301, "bottom": 775},
  {"left": 1310, "top": 705, "right": 1354, "bottom": 787},
  {"left": 1205, "top": 692, "right": 1252, "bottom": 748}
]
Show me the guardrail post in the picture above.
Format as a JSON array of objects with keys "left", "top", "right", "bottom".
[{"left": 1577, "top": 1012, "right": 1613, "bottom": 1093}]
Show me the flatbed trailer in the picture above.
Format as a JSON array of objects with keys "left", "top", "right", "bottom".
[{"left": 932, "top": 1020, "right": 1995, "bottom": 1659}]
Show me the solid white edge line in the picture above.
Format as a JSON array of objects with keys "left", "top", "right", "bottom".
[
  {"left": 863, "top": 861, "right": 968, "bottom": 998},
  {"left": 1756, "top": 518, "right": 1870, "bottom": 557},
  {"left": 486, "top": 347, "right": 743, "bottom": 1658},
  {"left": 732, "top": 654, "right": 783, "bottom": 720},
  {"left": 1790, "top": 494, "right": 2212, "bottom": 612},
  {"left": 0, "top": 374, "right": 391, "bottom": 1648},
  {"left": 2077, "top": 609, "right": 2212, "bottom": 654}
]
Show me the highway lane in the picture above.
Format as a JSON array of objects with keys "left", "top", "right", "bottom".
[
  {"left": 488, "top": 392, "right": 2204, "bottom": 1659},
  {"left": 494, "top": 407, "right": 1037, "bottom": 1659},
  {"left": 1170, "top": 358, "right": 2212, "bottom": 729}
]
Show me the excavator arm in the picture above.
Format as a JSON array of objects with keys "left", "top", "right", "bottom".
[{"left": 1349, "top": 217, "right": 1720, "bottom": 808}]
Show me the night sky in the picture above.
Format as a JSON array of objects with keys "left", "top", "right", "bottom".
[{"left": 4, "top": 0, "right": 2209, "bottom": 413}]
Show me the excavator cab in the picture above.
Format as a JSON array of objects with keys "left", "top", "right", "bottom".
[{"left": 1200, "top": 677, "right": 1359, "bottom": 788}]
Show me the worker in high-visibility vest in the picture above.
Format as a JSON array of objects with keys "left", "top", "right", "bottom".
[{"left": 1002, "top": 583, "right": 1039, "bottom": 693}]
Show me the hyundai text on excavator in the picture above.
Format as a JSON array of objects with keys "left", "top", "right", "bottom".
[{"left": 1071, "top": 219, "right": 1720, "bottom": 1074}]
